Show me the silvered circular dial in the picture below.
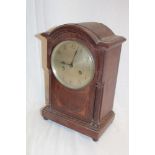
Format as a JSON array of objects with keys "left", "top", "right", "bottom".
[{"left": 51, "top": 40, "right": 95, "bottom": 89}]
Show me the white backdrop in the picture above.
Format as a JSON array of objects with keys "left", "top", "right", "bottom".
[{"left": 27, "top": 0, "right": 128, "bottom": 155}]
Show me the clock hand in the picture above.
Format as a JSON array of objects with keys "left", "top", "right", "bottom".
[
  {"left": 60, "top": 48, "right": 79, "bottom": 67},
  {"left": 60, "top": 61, "right": 76, "bottom": 66},
  {"left": 60, "top": 61, "right": 69, "bottom": 65},
  {"left": 70, "top": 47, "right": 79, "bottom": 67}
]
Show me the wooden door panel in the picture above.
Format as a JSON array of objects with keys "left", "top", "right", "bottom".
[{"left": 51, "top": 75, "right": 95, "bottom": 122}]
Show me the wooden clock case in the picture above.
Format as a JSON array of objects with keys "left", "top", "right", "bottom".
[{"left": 40, "top": 22, "right": 126, "bottom": 141}]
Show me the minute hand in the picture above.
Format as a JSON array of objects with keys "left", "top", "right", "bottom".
[{"left": 70, "top": 48, "right": 78, "bottom": 67}]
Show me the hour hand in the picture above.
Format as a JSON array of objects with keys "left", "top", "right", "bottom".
[{"left": 60, "top": 61, "right": 70, "bottom": 66}]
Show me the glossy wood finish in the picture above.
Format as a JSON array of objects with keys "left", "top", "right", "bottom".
[{"left": 40, "top": 22, "right": 126, "bottom": 141}]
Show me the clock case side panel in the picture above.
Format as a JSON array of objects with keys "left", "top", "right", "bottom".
[
  {"left": 93, "top": 45, "right": 123, "bottom": 126},
  {"left": 100, "top": 45, "right": 122, "bottom": 121}
]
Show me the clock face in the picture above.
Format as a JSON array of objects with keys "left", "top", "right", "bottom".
[{"left": 51, "top": 40, "right": 95, "bottom": 89}]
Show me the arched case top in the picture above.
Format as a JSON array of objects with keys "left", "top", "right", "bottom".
[{"left": 41, "top": 22, "right": 126, "bottom": 49}]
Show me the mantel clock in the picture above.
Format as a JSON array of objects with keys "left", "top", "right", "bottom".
[{"left": 39, "top": 22, "right": 126, "bottom": 141}]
